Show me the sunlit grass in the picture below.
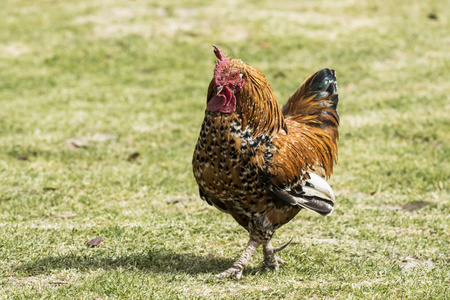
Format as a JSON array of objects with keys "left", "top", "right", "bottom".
[{"left": 0, "top": 0, "right": 449, "bottom": 299}]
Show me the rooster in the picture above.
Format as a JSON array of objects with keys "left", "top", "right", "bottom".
[{"left": 192, "top": 45, "right": 339, "bottom": 280}]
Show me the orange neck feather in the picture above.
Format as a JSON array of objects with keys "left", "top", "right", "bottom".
[{"left": 232, "top": 61, "right": 287, "bottom": 137}]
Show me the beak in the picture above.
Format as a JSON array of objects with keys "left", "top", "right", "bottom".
[{"left": 215, "top": 85, "right": 224, "bottom": 95}]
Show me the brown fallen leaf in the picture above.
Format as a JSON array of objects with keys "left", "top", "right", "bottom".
[
  {"left": 17, "top": 156, "right": 29, "bottom": 161},
  {"left": 69, "top": 139, "right": 87, "bottom": 149},
  {"left": 52, "top": 213, "right": 77, "bottom": 218},
  {"left": 139, "top": 67, "right": 156, "bottom": 74},
  {"left": 43, "top": 187, "right": 58, "bottom": 191},
  {"left": 127, "top": 152, "right": 140, "bottom": 162},
  {"left": 87, "top": 237, "right": 102, "bottom": 247},
  {"left": 274, "top": 71, "right": 286, "bottom": 78},
  {"left": 427, "top": 12, "right": 438, "bottom": 20},
  {"left": 167, "top": 197, "right": 196, "bottom": 204}
]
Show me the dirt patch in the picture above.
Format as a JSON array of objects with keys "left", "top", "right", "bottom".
[
  {"left": 402, "top": 201, "right": 432, "bottom": 212},
  {"left": 0, "top": 43, "right": 30, "bottom": 57},
  {"left": 400, "top": 257, "right": 434, "bottom": 272}
]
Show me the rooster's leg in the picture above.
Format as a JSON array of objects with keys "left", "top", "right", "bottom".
[
  {"left": 262, "top": 240, "right": 287, "bottom": 270},
  {"left": 216, "top": 238, "right": 260, "bottom": 280}
]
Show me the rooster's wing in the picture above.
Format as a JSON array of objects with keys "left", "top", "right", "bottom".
[{"left": 261, "top": 69, "right": 340, "bottom": 216}]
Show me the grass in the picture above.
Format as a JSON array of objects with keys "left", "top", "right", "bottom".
[{"left": 0, "top": 0, "right": 449, "bottom": 298}]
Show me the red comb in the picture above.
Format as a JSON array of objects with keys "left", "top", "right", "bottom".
[{"left": 213, "top": 44, "right": 228, "bottom": 63}]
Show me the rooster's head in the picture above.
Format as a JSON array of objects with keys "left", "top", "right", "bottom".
[{"left": 207, "top": 45, "right": 245, "bottom": 114}]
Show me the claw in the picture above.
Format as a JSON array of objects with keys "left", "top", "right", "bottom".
[
  {"left": 276, "top": 256, "right": 286, "bottom": 265},
  {"left": 216, "top": 266, "right": 243, "bottom": 280}
]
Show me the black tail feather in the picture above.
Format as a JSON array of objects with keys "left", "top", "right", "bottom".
[{"left": 311, "top": 69, "right": 337, "bottom": 96}]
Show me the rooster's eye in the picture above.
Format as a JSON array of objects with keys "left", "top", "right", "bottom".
[{"left": 231, "top": 73, "right": 237, "bottom": 79}]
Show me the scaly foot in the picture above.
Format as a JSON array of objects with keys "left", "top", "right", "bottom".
[
  {"left": 216, "top": 266, "right": 244, "bottom": 280},
  {"left": 216, "top": 238, "right": 261, "bottom": 280},
  {"left": 262, "top": 240, "right": 289, "bottom": 270},
  {"left": 263, "top": 255, "right": 286, "bottom": 270}
]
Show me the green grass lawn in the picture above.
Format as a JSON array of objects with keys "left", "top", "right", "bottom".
[{"left": 1, "top": 0, "right": 449, "bottom": 298}]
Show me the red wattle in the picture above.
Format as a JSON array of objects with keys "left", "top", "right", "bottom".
[
  {"left": 206, "top": 87, "right": 236, "bottom": 113},
  {"left": 207, "top": 94, "right": 226, "bottom": 112}
]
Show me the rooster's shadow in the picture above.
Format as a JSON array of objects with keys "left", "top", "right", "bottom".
[{"left": 14, "top": 246, "right": 243, "bottom": 276}]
